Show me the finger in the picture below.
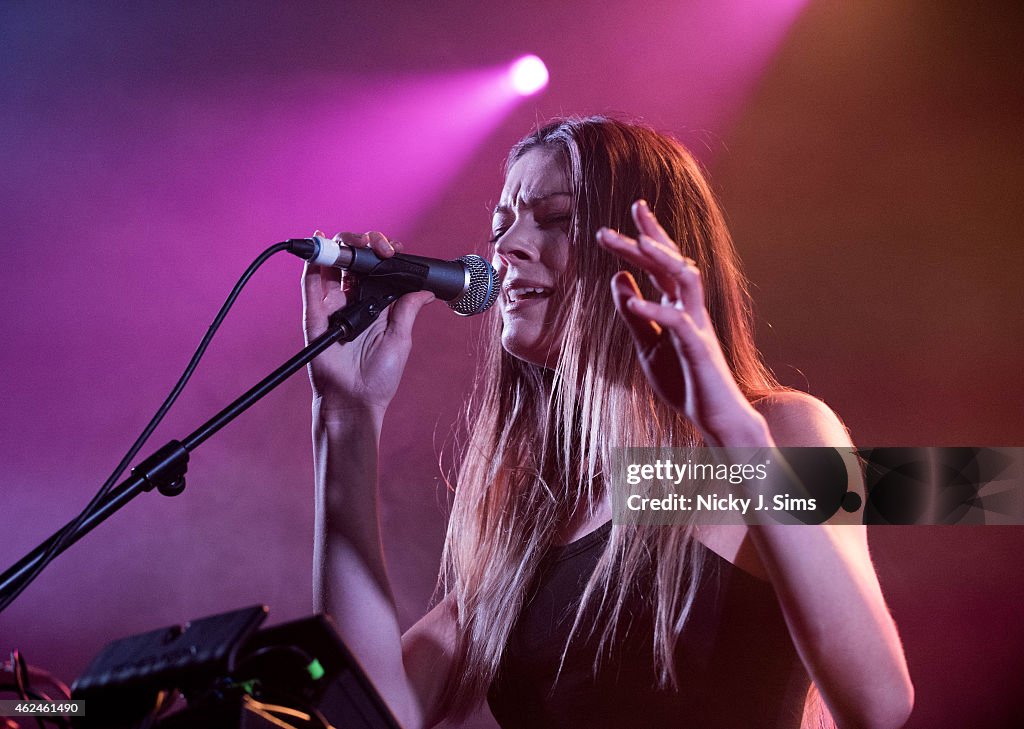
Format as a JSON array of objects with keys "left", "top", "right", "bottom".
[
  {"left": 597, "top": 227, "right": 648, "bottom": 269},
  {"left": 302, "top": 262, "right": 344, "bottom": 319},
  {"left": 625, "top": 297, "right": 699, "bottom": 351},
  {"left": 302, "top": 264, "right": 346, "bottom": 345},
  {"left": 598, "top": 227, "right": 678, "bottom": 297},
  {"left": 386, "top": 290, "right": 435, "bottom": 342},
  {"left": 365, "top": 231, "right": 396, "bottom": 258},
  {"left": 301, "top": 260, "right": 320, "bottom": 310},
  {"left": 634, "top": 234, "right": 705, "bottom": 322},
  {"left": 303, "top": 230, "right": 342, "bottom": 309},
  {"left": 337, "top": 231, "right": 368, "bottom": 247},
  {"left": 301, "top": 230, "right": 328, "bottom": 307},
  {"left": 598, "top": 225, "right": 682, "bottom": 271},
  {"left": 610, "top": 271, "right": 662, "bottom": 352},
  {"left": 320, "top": 261, "right": 343, "bottom": 297},
  {"left": 323, "top": 232, "right": 365, "bottom": 294},
  {"left": 632, "top": 199, "right": 673, "bottom": 246},
  {"left": 312, "top": 230, "right": 343, "bottom": 299}
]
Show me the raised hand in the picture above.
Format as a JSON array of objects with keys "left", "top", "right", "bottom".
[
  {"left": 302, "top": 230, "right": 434, "bottom": 417},
  {"left": 597, "top": 201, "right": 769, "bottom": 446}
]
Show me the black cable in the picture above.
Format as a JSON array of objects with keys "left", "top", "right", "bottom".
[{"left": 0, "top": 242, "right": 293, "bottom": 612}]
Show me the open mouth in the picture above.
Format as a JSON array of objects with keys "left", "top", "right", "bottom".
[{"left": 505, "top": 286, "right": 553, "bottom": 304}]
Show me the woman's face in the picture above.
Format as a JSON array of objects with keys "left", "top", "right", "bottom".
[{"left": 491, "top": 147, "right": 573, "bottom": 367}]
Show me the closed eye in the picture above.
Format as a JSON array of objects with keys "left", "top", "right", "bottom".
[
  {"left": 490, "top": 212, "right": 570, "bottom": 244},
  {"left": 541, "top": 214, "right": 571, "bottom": 228}
]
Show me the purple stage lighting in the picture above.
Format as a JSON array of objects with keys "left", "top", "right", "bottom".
[{"left": 508, "top": 55, "right": 549, "bottom": 96}]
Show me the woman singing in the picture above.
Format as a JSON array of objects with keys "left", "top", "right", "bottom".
[{"left": 301, "top": 116, "right": 913, "bottom": 728}]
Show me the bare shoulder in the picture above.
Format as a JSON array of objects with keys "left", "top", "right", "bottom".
[
  {"left": 753, "top": 390, "right": 853, "bottom": 448},
  {"left": 401, "top": 595, "right": 458, "bottom": 726},
  {"left": 755, "top": 389, "right": 867, "bottom": 538}
]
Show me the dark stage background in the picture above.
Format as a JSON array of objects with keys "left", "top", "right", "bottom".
[{"left": 2, "top": 2, "right": 1022, "bottom": 727}]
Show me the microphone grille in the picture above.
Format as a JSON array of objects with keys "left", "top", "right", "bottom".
[{"left": 448, "top": 255, "right": 499, "bottom": 316}]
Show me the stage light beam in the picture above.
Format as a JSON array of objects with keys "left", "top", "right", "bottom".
[{"left": 508, "top": 55, "right": 549, "bottom": 96}]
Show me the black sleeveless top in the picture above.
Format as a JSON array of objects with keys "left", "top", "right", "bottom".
[{"left": 487, "top": 522, "right": 810, "bottom": 728}]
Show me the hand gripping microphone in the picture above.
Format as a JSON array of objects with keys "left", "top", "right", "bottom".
[{"left": 287, "top": 236, "right": 499, "bottom": 316}]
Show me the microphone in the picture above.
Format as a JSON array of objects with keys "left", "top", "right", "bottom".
[{"left": 287, "top": 235, "right": 499, "bottom": 316}]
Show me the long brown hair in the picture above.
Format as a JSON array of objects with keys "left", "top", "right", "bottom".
[{"left": 439, "top": 116, "right": 781, "bottom": 718}]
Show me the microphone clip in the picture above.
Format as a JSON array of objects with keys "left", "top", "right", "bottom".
[{"left": 325, "top": 269, "right": 422, "bottom": 341}]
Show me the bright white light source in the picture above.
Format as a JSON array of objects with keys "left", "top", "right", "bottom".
[{"left": 508, "top": 55, "right": 549, "bottom": 96}]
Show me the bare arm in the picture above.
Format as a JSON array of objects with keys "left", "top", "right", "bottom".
[
  {"left": 314, "top": 409, "right": 458, "bottom": 729},
  {"left": 749, "top": 392, "right": 914, "bottom": 729},
  {"left": 303, "top": 230, "right": 449, "bottom": 728},
  {"left": 600, "top": 201, "right": 913, "bottom": 729}
]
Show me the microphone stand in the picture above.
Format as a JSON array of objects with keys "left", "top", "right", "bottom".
[{"left": 0, "top": 275, "right": 416, "bottom": 606}]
